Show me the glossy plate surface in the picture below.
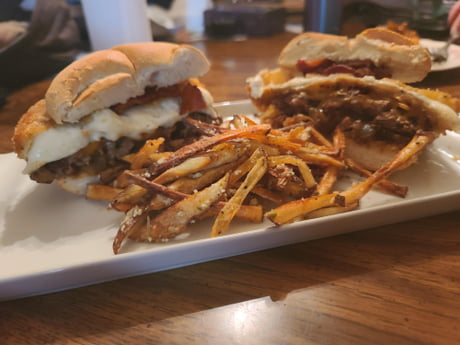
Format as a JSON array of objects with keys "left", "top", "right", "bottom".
[
  {"left": 420, "top": 38, "right": 460, "bottom": 71},
  {"left": 1, "top": 100, "right": 460, "bottom": 301}
]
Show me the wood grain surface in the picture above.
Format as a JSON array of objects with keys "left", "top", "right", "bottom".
[{"left": 2, "top": 32, "right": 460, "bottom": 345}]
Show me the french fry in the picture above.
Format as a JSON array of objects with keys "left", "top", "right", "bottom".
[
  {"left": 251, "top": 186, "right": 287, "bottom": 204},
  {"left": 295, "top": 148, "right": 345, "bottom": 167},
  {"left": 145, "top": 173, "right": 229, "bottom": 242},
  {"left": 228, "top": 115, "right": 245, "bottom": 129},
  {"left": 285, "top": 125, "right": 311, "bottom": 142},
  {"left": 86, "top": 184, "right": 123, "bottom": 201},
  {"left": 239, "top": 115, "right": 258, "bottom": 126},
  {"left": 304, "top": 201, "right": 360, "bottom": 219},
  {"left": 269, "top": 155, "right": 316, "bottom": 188},
  {"left": 113, "top": 171, "right": 133, "bottom": 189},
  {"left": 264, "top": 135, "right": 303, "bottom": 152},
  {"left": 309, "top": 127, "right": 333, "bottom": 147},
  {"left": 245, "top": 139, "right": 281, "bottom": 157},
  {"left": 332, "top": 127, "right": 346, "bottom": 159},
  {"left": 113, "top": 205, "right": 149, "bottom": 254},
  {"left": 211, "top": 154, "right": 268, "bottom": 237},
  {"left": 130, "top": 138, "right": 165, "bottom": 169},
  {"left": 148, "top": 193, "right": 177, "bottom": 211},
  {"left": 313, "top": 129, "right": 344, "bottom": 195},
  {"left": 156, "top": 141, "right": 249, "bottom": 187},
  {"left": 341, "top": 134, "right": 433, "bottom": 205},
  {"left": 345, "top": 158, "right": 408, "bottom": 197},
  {"left": 154, "top": 156, "right": 213, "bottom": 184},
  {"left": 267, "top": 134, "right": 432, "bottom": 225},
  {"left": 315, "top": 165, "right": 340, "bottom": 195},
  {"left": 110, "top": 184, "right": 149, "bottom": 212},
  {"left": 198, "top": 203, "right": 264, "bottom": 223},
  {"left": 169, "top": 160, "right": 243, "bottom": 194},
  {"left": 125, "top": 171, "right": 187, "bottom": 200},
  {"left": 183, "top": 117, "right": 228, "bottom": 136},
  {"left": 150, "top": 124, "right": 271, "bottom": 176},
  {"left": 99, "top": 165, "right": 129, "bottom": 185},
  {"left": 228, "top": 146, "right": 266, "bottom": 184},
  {"left": 282, "top": 180, "right": 312, "bottom": 198},
  {"left": 108, "top": 112, "right": 436, "bottom": 254},
  {"left": 265, "top": 193, "right": 345, "bottom": 225}
]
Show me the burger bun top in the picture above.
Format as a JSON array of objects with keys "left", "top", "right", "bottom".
[
  {"left": 278, "top": 28, "right": 431, "bottom": 83},
  {"left": 45, "top": 42, "right": 210, "bottom": 124}
]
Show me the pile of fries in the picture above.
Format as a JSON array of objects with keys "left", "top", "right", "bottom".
[{"left": 86, "top": 115, "right": 433, "bottom": 254}]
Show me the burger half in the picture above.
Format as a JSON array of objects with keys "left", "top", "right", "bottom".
[
  {"left": 247, "top": 29, "right": 460, "bottom": 171},
  {"left": 13, "top": 42, "right": 219, "bottom": 194},
  {"left": 248, "top": 73, "right": 460, "bottom": 171},
  {"left": 269, "top": 27, "right": 432, "bottom": 84}
]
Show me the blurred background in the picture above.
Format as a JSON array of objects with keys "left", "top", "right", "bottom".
[{"left": 0, "top": 0, "right": 455, "bottom": 96}]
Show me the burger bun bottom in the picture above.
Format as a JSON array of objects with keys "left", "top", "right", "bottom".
[
  {"left": 55, "top": 174, "right": 100, "bottom": 195},
  {"left": 345, "top": 137, "right": 418, "bottom": 172}
]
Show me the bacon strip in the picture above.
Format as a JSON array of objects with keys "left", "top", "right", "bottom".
[
  {"left": 296, "top": 58, "right": 391, "bottom": 79},
  {"left": 111, "top": 81, "right": 207, "bottom": 114}
]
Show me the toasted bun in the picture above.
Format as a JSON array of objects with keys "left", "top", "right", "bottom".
[
  {"left": 13, "top": 103, "right": 99, "bottom": 194},
  {"left": 45, "top": 42, "right": 210, "bottom": 124},
  {"left": 56, "top": 174, "right": 100, "bottom": 195},
  {"left": 13, "top": 99, "right": 55, "bottom": 160},
  {"left": 344, "top": 137, "right": 418, "bottom": 171},
  {"left": 278, "top": 28, "right": 431, "bottom": 83}
]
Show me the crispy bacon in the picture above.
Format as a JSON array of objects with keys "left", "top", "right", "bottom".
[
  {"left": 111, "top": 81, "right": 207, "bottom": 114},
  {"left": 296, "top": 58, "right": 332, "bottom": 73},
  {"left": 296, "top": 58, "right": 391, "bottom": 79}
]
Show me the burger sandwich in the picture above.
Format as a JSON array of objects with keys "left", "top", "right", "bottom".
[
  {"left": 13, "top": 42, "right": 219, "bottom": 194},
  {"left": 247, "top": 29, "right": 460, "bottom": 171},
  {"left": 264, "top": 27, "right": 432, "bottom": 84}
]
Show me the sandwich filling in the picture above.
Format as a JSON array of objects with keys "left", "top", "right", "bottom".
[
  {"left": 26, "top": 81, "right": 218, "bottom": 184},
  {"left": 296, "top": 58, "right": 392, "bottom": 79},
  {"left": 251, "top": 75, "right": 447, "bottom": 147}
]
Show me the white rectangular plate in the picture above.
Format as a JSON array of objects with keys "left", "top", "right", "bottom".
[{"left": 1, "top": 100, "right": 460, "bottom": 301}]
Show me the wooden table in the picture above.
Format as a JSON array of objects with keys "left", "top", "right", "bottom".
[{"left": 2, "top": 32, "right": 460, "bottom": 345}]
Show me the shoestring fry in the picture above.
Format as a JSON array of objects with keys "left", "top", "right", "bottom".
[{"left": 86, "top": 115, "right": 417, "bottom": 254}]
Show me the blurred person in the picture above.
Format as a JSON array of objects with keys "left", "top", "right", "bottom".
[
  {"left": 0, "top": 0, "right": 81, "bottom": 95},
  {"left": 0, "top": 21, "right": 28, "bottom": 49},
  {"left": 448, "top": 0, "right": 460, "bottom": 37}
]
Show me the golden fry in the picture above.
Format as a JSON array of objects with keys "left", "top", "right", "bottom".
[
  {"left": 295, "top": 148, "right": 345, "bottom": 167},
  {"left": 269, "top": 155, "right": 316, "bottom": 188},
  {"left": 304, "top": 201, "right": 360, "bottom": 219},
  {"left": 154, "top": 156, "right": 213, "bottom": 184},
  {"left": 265, "top": 193, "right": 345, "bottom": 225},
  {"left": 110, "top": 184, "right": 148, "bottom": 212},
  {"left": 211, "top": 153, "right": 268, "bottom": 237},
  {"left": 251, "top": 186, "right": 287, "bottom": 204},
  {"left": 108, "top": 115, "right": 434, "bottom": 254},
  {"left": 113, "top": 205, "right": 149, "bottom": 254},
  {"left": 125, "top": 171, "right": 187, "bottom": 200},
  {"left": 340, "top": 134, "right": 433, "bottom": 205},
  {"left": 146, "top": 173, "right": 229, "bottom": 242},
  {"left": 345, "top": 158, "right": 408, "bottom": 197},
  {"left": 130, "top": 138, "right": 165, "bottom": 169},
  {"left": 86, "top": 184, "right": 123, "bottom": 201},
  {"left": 198, "top": 203, "right": 264, "bottom": 223},
  {"left": 315, "top": 166, "right": 340, "bottom": 195},
  {"left": 310, "top": 127, "right": 333, "bottom": 147},
  {"left": 169, "top": 160, "right": 243, "bottom": 194},
  {"left": 150, "top": 124, "right": 271, "bottom": 176},
  {"left": 228, "top": 146, "right": 265, "bottom": 184}
]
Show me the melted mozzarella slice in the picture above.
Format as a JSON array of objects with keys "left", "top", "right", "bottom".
[{"left": 25, "top": 97, "right": 184, "bottom": 174}]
